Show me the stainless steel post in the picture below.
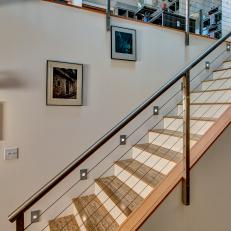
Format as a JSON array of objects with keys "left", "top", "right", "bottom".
[
  {"left": 182, "top": 71, "right": 190, "bottom": 205},
  {"left": 185, "top": 0, "right": 190, "bottom": 45},
  {"left": 106, "top": 0, "right": 111, "bottom": 31}
]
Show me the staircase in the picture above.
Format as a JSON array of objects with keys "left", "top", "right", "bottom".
[{"left": 48, "top": 59, "right": 231, "bottom": 231}]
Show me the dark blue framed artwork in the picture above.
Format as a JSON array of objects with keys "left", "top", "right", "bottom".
[{"left": 111, "top": 26, "right": 136, "bottom": 61}]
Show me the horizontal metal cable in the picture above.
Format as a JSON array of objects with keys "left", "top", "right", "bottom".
[
  {"left": 41, "top": 50, "right": 229, "bottom": 231},
  {"left": 9, "top": 3, "right": 231, "bottom": 223},
  {"left": 60, "top": 67, "right": 230, "bottom": 231},
  {"left": 75, "top": 67, "right": 231, "bottom": 231},
  {"left": 27, "top": 48, "right": 228, "bottom": 231}
]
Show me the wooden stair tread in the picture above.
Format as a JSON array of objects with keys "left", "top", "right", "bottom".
[
  {"left": 49, "top": 215, "right": 80, "bottom": 231},
  {"left": 115, "top": 159, "right": 165, "bottom": 188},
  {"left": 96, "top": 176, "right": 143, "bottom": 216},
  {"left": 164, "top": 115, "right": 216, "bottom": 121},
  {"left": 73, "top": 195, "right": 118, "bottom": 231},
  {"left": 150, "top": 129, "right": 201, "bottom": 141},
  {"left": 134, "top": 143, "right": 182, "bottom": 163}
]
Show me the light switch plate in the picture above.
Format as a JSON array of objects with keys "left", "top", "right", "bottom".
[{"left": 4, "top": 147, "right": 18, "bottom": 160}]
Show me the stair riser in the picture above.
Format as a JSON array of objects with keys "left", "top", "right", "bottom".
[
  {"left": 95, "top": 183, "right": 126, "bottom": 225},
  {"left": 190, "top": 91, "right": 231, "bottom": 104},
  {"left": 220, "top": 62, "right": 231, "bottom": 70},
  {"left": 132, "top": 147, "right": 176, "bottom": 175},
  {"left": 177, "top": 104, "right": 230, "bottom": 118},
  {"left": 114, "top": 164, "right": 153, "bottom": 199},
  {"left": 202, "top": 78, "right": 231, "bottom": 90},
  {"left": 73, "top": 204, "right": 87, "bottom": 231},
  {"left": 148, "top": 132, "right": 196, "bottom": 153},
  {"left": 163, "top": 118, "right": 214, "bottom": 135}
]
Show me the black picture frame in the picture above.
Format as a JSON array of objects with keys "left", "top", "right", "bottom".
[
  {"left": 46, "top": 60, "right": 83, "bottom": 106},
  {"left": 111, "top": 26, "right": 137, "bottom": 61}
]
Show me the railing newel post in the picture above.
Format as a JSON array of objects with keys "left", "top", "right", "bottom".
[{"left": 16, "top": 213, "right": 24, "bottom": 231}]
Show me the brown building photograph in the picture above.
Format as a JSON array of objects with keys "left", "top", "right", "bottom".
[{"left": 53, "top": 67, "right": 77, "bottom": 99}]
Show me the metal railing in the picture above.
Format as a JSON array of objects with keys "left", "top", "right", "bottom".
[
  {"left": 8, "top": 27, "right": 231, "bottom": 230},
  {"left": 148, "top": 0, "right": 179, "bottom": 23},
  {"left": 47, "top": 0, "right": 231, "bottom": 40}
]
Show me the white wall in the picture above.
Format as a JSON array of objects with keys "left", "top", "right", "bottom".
[
  {"left": 0, "top": 1, "right": 218, "bottom": 230},
  {"left": 140, "top": 124, "right": 231, "bottom": 231}
]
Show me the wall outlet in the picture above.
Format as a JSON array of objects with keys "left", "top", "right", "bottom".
[{"left": 4, "top": 147, "right": 18, "bottom": 160}]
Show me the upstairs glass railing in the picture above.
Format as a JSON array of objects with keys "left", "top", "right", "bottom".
[{"left": 50, "top": 0, "right": 231, "bottom": 40}]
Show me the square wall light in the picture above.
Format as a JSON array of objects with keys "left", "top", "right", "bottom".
[
  {"left": 120, "top": 135, "right": 127, "bottom": 145},
  {"left": 80, "top": 169, "right": 88, "bottom": 180},
  {"left": 31, "top": 210, "right": 40, "bottom": 223},
  {"left": 153, "top": 106, "right": 159, "bottom": 115},
  {"left": 205, "top": 61, "right": 210, "bottom": 69},
  {"left": 227, "top": 43, "right": 231, "bottom": 52}
]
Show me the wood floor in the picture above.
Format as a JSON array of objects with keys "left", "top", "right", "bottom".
[
  {"left": 49, "top": 215, "right": 80, "bottom": 231},
  {"left": 73, "top": 195, "right": 119, "bottom": 231},
  {"left": 96, "top": 176, "right": 143, "bottom": 216}
]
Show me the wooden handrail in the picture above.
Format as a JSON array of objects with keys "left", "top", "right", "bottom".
[{"left": 8, "top": 28, "right": 231, "bottom": 228}]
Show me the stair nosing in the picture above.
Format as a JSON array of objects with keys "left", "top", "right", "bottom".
[
  {"left": 148, "top": 129, "right": 201, "bottom": 141},
  {"left": 164, "top": 115, "right": 216, "bottom": 121},
  {"left": 191, "top": 88, "right": 231, "bottom": 93},
  {"left": 213, "top": 67, "right": 231, "bottom": 72},
  {"left": 202, "top": 76, "right": 231, "bottom": 82},
  {"left": 223, "top": 59, "right": 231, "bottom": 63},
  {"left": 177, "top": 102, "right": 231, "bottom": 106}
]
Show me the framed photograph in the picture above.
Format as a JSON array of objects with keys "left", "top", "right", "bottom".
[
  {"left": 46, "top": 60, "right": 83, "bottom": 106},
  {"left": 111, "top": 26, "right": 136, "bottom": 61}
]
